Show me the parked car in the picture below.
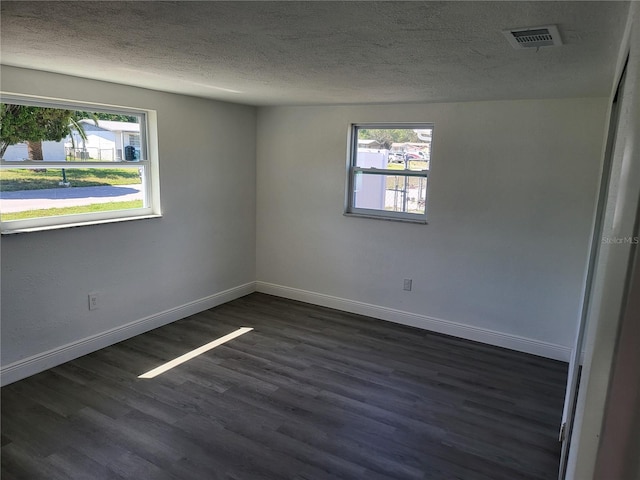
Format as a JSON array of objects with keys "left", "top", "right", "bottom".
[{"left": 389, "top": 152, "right": 405, "bottom": 163}]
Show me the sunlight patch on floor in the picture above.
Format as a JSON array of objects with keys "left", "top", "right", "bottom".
[{"left": 138, "top": 327, "right": 253, "bottom": 379}]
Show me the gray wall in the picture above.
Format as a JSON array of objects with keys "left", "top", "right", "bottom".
[
  {"left": 1, "top": 66, "right": 257, "bottom": 373},
  {"left": 256, "top": 98, "right": 607, "bottom": 356},
  {"left": 0, "top": 67, "right": 609, "bottom": 383}
]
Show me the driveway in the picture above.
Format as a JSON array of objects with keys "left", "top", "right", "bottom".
[{"left": 0, "top": 184, "right": 143, "bottom": 213}]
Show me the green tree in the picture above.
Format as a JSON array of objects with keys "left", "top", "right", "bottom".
[
  {"left": 77, "top": 111, "right": 137, "bottom": 123},
  {"left": 359, "top": 128, "right": 420, "bottom": 149},
  {"left": 0, "top": 104, "right": 96, "bottom": 159}
]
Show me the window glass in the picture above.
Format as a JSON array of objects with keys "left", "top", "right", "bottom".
[
  {"left": 347, "top": 124, "right": 432, "bottom": 222},
  {"left": 0, "top": 99, "right": 160, "bottom": 233}
]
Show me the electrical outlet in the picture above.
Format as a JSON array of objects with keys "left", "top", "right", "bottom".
[
  {"left": 403, "top": 279, "right": 412, "bottom": 291},
  {"left": 88, "top": 293, "right": 99, "bottom": 311}
]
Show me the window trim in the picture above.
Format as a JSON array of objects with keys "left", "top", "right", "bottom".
[
  {"left": 0, "top": 93, "right": 162, "bottom": 234},
  {"left": 345, "top": 122, "right": 432, "bottom": 224}
]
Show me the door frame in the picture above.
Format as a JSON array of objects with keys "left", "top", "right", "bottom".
[{"left": 557, "top": 57, "right": 628, "bottom": 479}]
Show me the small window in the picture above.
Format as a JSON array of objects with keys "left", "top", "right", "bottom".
[
  {"left": 128, "top": 134, "right": 141, "bottom": 147},
  {"left": 0, "top": 96, "right": 161, "bottom": 233},
  {"left": 346, "top": 124, "right": 432, "bottom": 222}
]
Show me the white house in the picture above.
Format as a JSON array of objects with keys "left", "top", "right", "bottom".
[
  {"left": 2, "top": 139, "right": 65, "bottom": 161},
  {"left": 68, "top": 121, "right": 116, "bottom": 160},
  {"left": 75, "top": 119, "right": 141, "bottom": 161},
  {"left": 2, "top": 119, "right": 141, "bottom": 162}
]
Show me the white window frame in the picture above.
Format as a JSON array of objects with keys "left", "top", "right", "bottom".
[
  {"left": 0, "top": 93, "right": 162, "bottom": 234},
  {"left": 345, "top": 123, "right": 432, "bottom": 223}
]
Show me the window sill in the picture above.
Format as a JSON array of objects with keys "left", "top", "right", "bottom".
[
  {"left": 1, "top": 213, "right": 162, "bottom": 235},
  {"left": 343, "top": 212, "right": 427, "bottom": 224}
]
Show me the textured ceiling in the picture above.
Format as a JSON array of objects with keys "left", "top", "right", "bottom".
[{"left": 0, "top": 1, "right": 631, "bottom": 106}]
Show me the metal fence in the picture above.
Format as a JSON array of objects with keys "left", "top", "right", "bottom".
[{"left": 66, "top": 147, "right": 115, "bottom": 161}]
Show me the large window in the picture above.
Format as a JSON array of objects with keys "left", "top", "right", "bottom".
[
  {"left": 0, "top": 95, "right": 161, "bottom": 233},
  {"left": 346, "top": 123, "right": 432, "bottom": 222}
]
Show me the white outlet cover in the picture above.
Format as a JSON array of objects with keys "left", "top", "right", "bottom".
[{"left": 88, "top": 293, "right": 99, "bottom": 310}]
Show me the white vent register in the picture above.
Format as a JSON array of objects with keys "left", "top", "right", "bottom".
[{"left": 503, "top": 25, "right": 562, "bottom": 49}]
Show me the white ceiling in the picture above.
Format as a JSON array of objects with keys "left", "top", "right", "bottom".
[{"left": 0, "top": 1, "right": 631, "bottom": 106}]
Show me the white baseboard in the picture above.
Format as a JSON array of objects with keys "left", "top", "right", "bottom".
[
  {"left": 256, "top": 281, "right": 571, "bottom": 362},
  {"left": 0, "top": 282, "right": 256, "bottom": 386},
  {"left": 2, "top": 280, "right": 571, "bottom": 387}
]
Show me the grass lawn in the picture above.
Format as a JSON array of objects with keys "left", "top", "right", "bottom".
[
  {"left": 386, "top": 160, "right": 428, "bottom": 170},
  {"left": 1, "top": 200, "right": 143, "bottom": 221},
  {"left": 0, "top": 168, "right": 141, "bottom": 192},
  {"left": 384, "top": 161, "right": 428, "bottom": 191}
]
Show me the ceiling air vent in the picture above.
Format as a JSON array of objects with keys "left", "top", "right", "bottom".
[{"left": 503, "top": 25, "right": 562, "bottom": 49}]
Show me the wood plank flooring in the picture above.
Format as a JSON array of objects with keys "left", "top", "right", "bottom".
[{"left": 1, "top": 293, "right": 568, "bottom": 479}]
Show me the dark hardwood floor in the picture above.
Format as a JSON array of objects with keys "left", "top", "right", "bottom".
[{"left": 1, "top": 293, "right": 568, "bottom": 479}]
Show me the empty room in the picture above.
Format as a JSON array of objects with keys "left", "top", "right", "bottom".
[{"left": 1, "top": 2, "right": 639, "bottom": 479}]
